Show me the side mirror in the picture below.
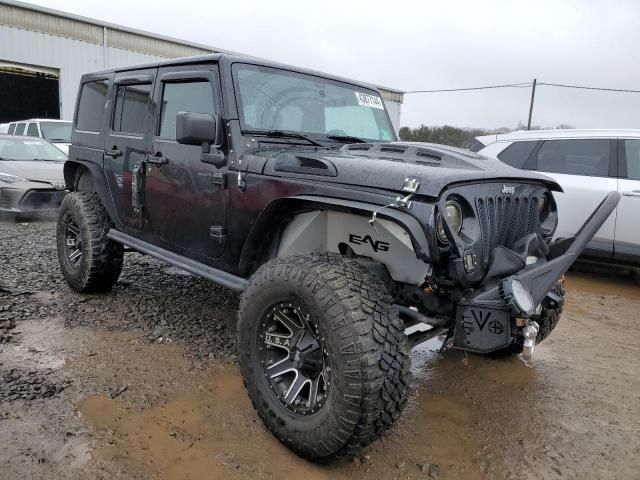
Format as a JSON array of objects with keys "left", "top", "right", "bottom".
[{"left": 176, "top": 112, "right": 225, "bottom": 167}]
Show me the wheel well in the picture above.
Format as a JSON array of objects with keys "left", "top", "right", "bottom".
[
  {"left": 64, "top": 163, "right": 95, "bottom": 192},
  {"left": 240, "top": 201, "right": 432, "bottom": 287}
]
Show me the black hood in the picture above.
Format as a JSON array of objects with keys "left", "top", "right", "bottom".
[{"left": 258, "top": 141, "right": 562, "bottom": 198}]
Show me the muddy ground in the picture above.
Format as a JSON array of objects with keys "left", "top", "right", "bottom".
[{"left": 1, "top": 220, "right": 639, "bottom": 480}]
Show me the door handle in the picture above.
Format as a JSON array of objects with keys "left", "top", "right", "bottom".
[
  {"left": 105, "top": 148, "right": 122, "bottom": 158},
  {"left": 145, "top": 154, "right": 168, "bottom": 166},
  {"left": 622, "top": 190, "right": 640, "bottom": 197}
]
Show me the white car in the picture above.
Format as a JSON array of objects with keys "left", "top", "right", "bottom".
[
  {"left": 0, "top": 123, "right": 9, "bottom": 134},
  {"left": 7, "top": 119, "right": 71, "bottom": 155},
  {"left": 477, "top": 129, "right": 640, "bottom": 265}
]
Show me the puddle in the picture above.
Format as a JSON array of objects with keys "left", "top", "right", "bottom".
[
  {"left": 79, "top": 364, "right": 338, "bottom": 480},
  {"left": 75, "top": 350, "right": 546, "bottom": 480}
]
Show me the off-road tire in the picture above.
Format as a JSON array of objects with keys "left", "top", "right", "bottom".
[
  {"left": 494, "top": 278, "right": 566, "bottom": 356},
  {"left": 237, "top": 253, "right": 411, "bottom": 461},
  {"left": 56, "top": 192, "right": 123, "bottom": 293}
]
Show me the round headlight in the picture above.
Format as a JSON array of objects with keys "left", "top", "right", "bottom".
[
  {"left": 500, "top": 277, "right": 535, "bottom": 316},
  {"left": 537, "top": 194, "right": 548, "bottom": 220},
  {"left": 437, "top": 200, "right": 463, "bottom": 243}
]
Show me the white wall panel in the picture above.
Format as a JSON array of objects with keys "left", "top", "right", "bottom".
[
  {"left": 106, "top": 47, "right": 164, "bottom": 70},
  {"left": 0, "top": 25, "right": 104, "bottom": 119},
  {"left": 384, "top": 100, "right": 402, "bottom": 134},
  {"left": 0, "top": 25, "right": 173, "bottom": 119}
]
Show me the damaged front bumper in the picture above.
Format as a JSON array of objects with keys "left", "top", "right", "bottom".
[{"left": 453, "top": 191, "right": 620, "bottom": 356}]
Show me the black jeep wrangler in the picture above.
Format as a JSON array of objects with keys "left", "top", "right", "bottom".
[{"left": 56, "top": 53, "right": 619, "bottom": 461}]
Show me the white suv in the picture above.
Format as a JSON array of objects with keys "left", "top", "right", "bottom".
[
  {"left": 477, "top": 129, "right": 640, "bottom": 265},
  {"left": 7, "top": 119, "right": 71, "bottom": 155}
]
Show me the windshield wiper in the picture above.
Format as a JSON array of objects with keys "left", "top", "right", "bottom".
[
  {"left": 47, "top": 138, "right": 68, "bottom": 142},
  {"left": 326, "top": 134, "right": 368, "bottom": 144},
  {"left": 244, "top": 129, "right": 325, "bottom": 147}
]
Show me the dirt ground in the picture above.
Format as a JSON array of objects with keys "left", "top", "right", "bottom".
[{"left": 1, "top": 220, "right": 639, "bottom": 480}]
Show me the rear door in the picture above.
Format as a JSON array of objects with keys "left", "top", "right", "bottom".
[
  {"left": 527, "top": 138, "right": 617, "bottom": 257},
  {"left": 144, "top": 64, "right": 227, "bottom": 259},
  {"left": 104, "top": 69, "right": 156, "bottom": 230},
  {"left": 614, "top": 139, "right": 640, "bottom": 262}
]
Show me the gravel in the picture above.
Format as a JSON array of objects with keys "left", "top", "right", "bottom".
[
  {"left": 0, "top": 368, "right": 71, "bottom": 402},
  {"left": 0, "top": 220, "right": 240, "bottom": 402}
]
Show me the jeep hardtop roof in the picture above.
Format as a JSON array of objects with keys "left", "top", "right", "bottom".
[{"left": 83, "top": 53, "right": 386, "bottom": 96}]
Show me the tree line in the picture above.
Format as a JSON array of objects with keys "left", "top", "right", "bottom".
[{"left": 398, "top": 122, "right": 575, "bottom": 151}]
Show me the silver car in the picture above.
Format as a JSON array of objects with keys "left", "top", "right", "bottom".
[{"left": 0, "top": 134, "right": 68, "bottom": 216}]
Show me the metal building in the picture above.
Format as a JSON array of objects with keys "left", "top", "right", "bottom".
[{"left": 0, "top": 0, "right": 404, "bottom": 130}]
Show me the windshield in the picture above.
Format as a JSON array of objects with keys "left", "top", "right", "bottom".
[
  {"left": 39, "top": 122, "right": 72, "bottom": 143},
  {"left": 0, "top": 138, "right": 67, "bottom": 161},
  {"left": 232, "top": 64, "right": 396, "bottom": 142}
]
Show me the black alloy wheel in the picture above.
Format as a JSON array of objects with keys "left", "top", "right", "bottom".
[
  {"left": 64, "top": 219, "right": 83, "bottom": 268},
  {"left": 258, "top": 301, "right": 330, "bottom": 415}
]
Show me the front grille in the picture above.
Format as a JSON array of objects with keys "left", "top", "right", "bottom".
[
  {"left": 476, "top": 195, "right": 539, "bottom": 263},
  {"left": 19, "top": 190, "right": 67, "bottom": 211}
]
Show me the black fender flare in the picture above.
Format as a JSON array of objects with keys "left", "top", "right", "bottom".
[
  {"left": 63, "top": 160, "right": 119, "bottom": 225},
  {"left": 238, "top": 194, "right": 435, "bottom": 275}
]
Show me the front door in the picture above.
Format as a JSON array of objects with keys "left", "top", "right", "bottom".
[
  {"left": 615, "top": 139, "right": 640, "bottom": 262},
  {"left": 104, "top": 69, "right": 156, "bottom": 230},
  {"left": 144, "top": 65, "right": 227, "bottom": 259}
]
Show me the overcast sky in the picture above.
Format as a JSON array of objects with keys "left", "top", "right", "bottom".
[{"left": 29, "top": 0, "right": 640, "bottom": 130}]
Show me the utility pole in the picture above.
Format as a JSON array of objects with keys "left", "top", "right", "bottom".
[{"left": 527, "top": 78, "right": 537, "bottom": 130}]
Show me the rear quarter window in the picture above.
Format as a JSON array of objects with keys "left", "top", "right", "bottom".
[
  {"left": 497, "top": 141, "right": 538, "bottom": 169},
  {"left": 76, "top": 80, "right": 109, "bottom": 132},
  {"left": 8, "top": 124, "right": 16, "bottom": 134},
  {"left": 14, "top": 123, "right": 26, "bottom": 135}
]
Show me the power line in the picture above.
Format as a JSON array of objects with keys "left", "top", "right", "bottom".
[
  {"left": 538, "top": 82, "right": 640, "bottom": 94},
  {"left": 405, "top": 81, "right": 640, "bottom": 94},
  {"left": 405, "top": 82, "right": 532, "bottom": 94}
]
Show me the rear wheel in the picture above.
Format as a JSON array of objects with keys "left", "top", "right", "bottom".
[
  {"left": 237, "top": 253, "right": 411, "bottom": 461},
  {"left": 56, "top": 192, "right": 123, "bottom": 292}
]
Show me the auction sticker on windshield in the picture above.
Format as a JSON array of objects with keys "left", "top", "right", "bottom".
[{"left": 355, "top": 92, "right": 384, "bottom": 109}]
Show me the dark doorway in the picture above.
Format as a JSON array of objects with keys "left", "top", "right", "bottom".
[{"left": 0, "top": 65, "right": 60, "bottom": 123}]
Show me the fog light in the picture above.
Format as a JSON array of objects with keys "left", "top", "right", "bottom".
[{"left": 499, "top": 277, "right": 535, "bottom": 316}]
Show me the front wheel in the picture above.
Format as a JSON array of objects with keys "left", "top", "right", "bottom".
[{"left": 237, "top": 253, "right": 411, "bottom": 461}]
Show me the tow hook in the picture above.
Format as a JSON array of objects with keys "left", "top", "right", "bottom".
[{"left": 522, "top": 321, "right": 539, "bottom": 361}]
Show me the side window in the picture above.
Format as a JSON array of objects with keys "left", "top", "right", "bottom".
[
  {"left": 27, "top": 123, "right": 39, "bottom": 137},
  {"left": 77, "top": 80, "right": 109, "bottom": 132},
  {"left": 8, "top": 124, "right": 16, "bottom": 134},
  {"left": 15, "top": 123, "right": 26, "bottom": 135},
  {"left": 159, "top": 81, "right": 215, "bottom": 140},
  {"left": 624, "top": 140, "right": 640, "bottom": 180},
  {"left": 497, "top": 141, "right": 538, "bottom": 169},
  {"left": 113, "top": 84, "right": 152, "bottom": 134},
  {"left": 536, "top": 139, "right": 610, "bottom": 177}
]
